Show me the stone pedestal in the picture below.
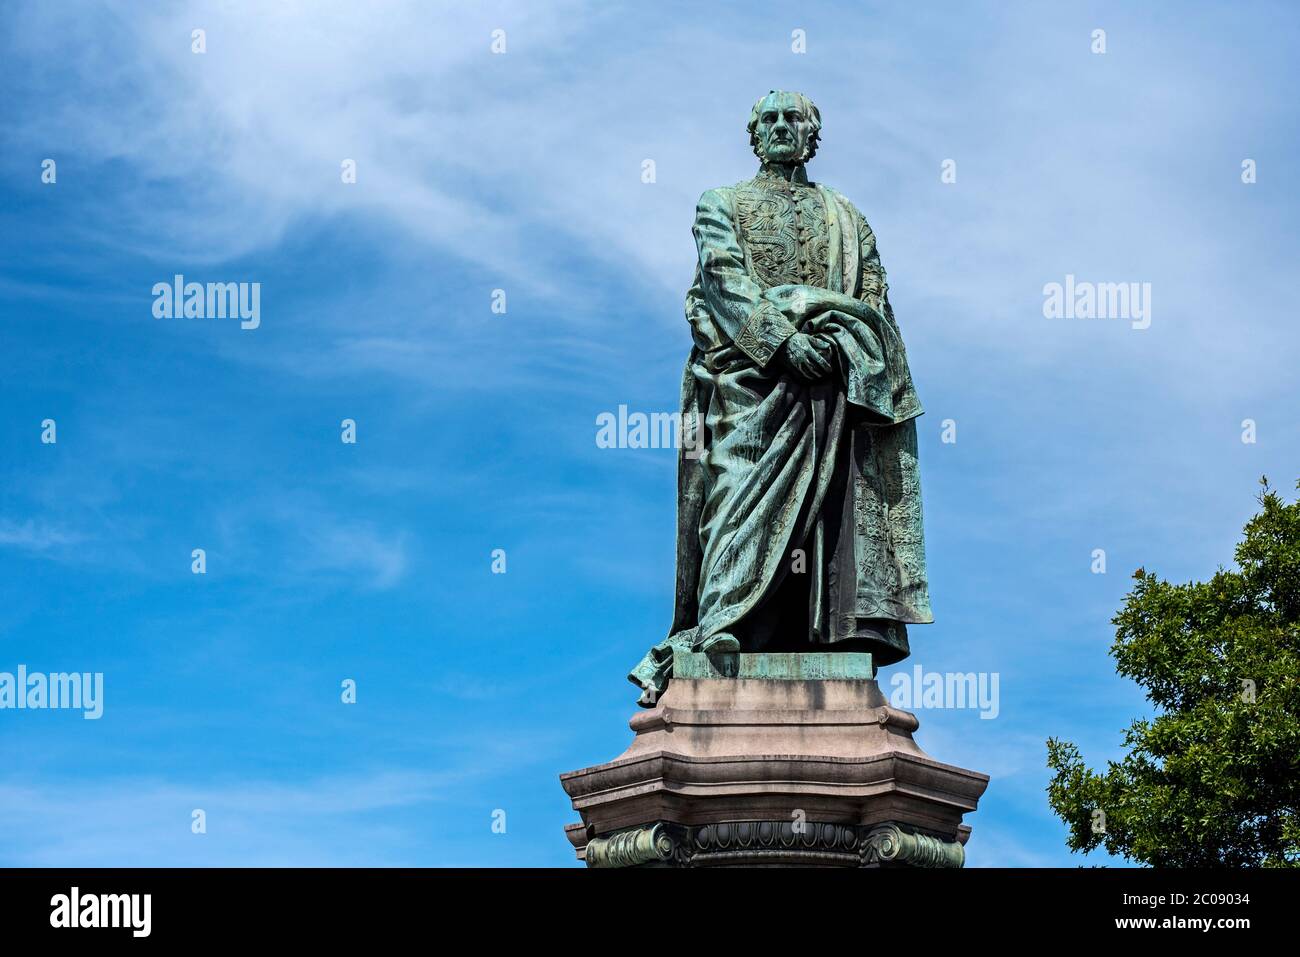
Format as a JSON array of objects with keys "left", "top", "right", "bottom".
[{"left": 559, "top": 652, "right": 989, "bottom": 867}]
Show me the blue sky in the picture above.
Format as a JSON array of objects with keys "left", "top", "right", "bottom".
[{"left": 1, "top": 0, "right": 1296, "bottom": 866}]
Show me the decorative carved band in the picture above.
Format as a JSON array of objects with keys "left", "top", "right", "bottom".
[
  {"left": 584, "top": 820, "right": 965, "bottom": 868},
  {"left": 862, "top": 823, "right": 965, "bottom": 868},
  {"left": 585, "top": 824, "right": 674, "bottom": 868}
]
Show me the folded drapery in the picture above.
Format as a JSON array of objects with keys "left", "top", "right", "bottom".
[{"left": 628, "top": 284, "right": 931, "bottom": 705}]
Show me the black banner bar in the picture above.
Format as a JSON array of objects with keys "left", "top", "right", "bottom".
[{"left": 0, "top": 867, "right": 1284, "bottom": 943}]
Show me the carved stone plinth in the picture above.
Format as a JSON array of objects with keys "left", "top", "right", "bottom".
[{"left": 560, "top": 652, "right": 989, "bottom": 867}]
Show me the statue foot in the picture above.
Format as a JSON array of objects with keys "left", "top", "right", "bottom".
[{"left": 697, "top": 632, "right": 740, "bottom": 655}]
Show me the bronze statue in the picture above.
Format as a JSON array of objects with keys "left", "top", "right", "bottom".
[{"left": 629, "top": 91, "right": 932, "bottom": 705}]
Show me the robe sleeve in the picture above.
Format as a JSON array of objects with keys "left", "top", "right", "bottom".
[
  {"left": 692, "top": 188, "right": 797, "bottom": 368},
  {"left": 856, "top": 210, "right": 893, "bottom": 321}
]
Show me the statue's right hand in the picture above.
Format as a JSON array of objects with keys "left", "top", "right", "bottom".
[{"left": 777, "top": 333, "right": 833, "bottom": 382}]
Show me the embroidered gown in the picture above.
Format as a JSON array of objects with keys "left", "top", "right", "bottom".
[{"left": 628, "top": 163, "right": 932, "bottom": 703}]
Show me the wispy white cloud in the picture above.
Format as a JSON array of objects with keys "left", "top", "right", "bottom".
[
  {"left": 0, "top": 519, "right": 83, "bottom": 552},
  {"left": 214, "top": 494, "right": 411, "bottom": 591},
  {"left": 0, "top": 770, "right": 459, "bottom": 866},
  {"left": 9, "top": 0, "right": 1295, "bottom": 399},
  {"left": 5, "top": 1, "right": 588, "bottom": 282},
  {"left": 300, "top": 518, "right": 410, "bottom": 589}
]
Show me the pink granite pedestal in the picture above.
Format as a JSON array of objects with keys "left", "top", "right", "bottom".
[{"left": 560, "top": 652, "right": 989, "bottom": 867}]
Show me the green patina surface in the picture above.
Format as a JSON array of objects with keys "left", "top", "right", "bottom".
[
  {"left": 671, "top": 650, "right": 875, "bottom": 681},
  {"left": 627, "top": 90, "right": 932, "bottom": 708}
]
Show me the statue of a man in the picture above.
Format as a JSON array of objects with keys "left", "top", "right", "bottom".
[{"left": 629, "top": 90, "right": 932, "bottom": 705}]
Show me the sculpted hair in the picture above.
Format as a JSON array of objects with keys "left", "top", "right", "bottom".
[{"left": 747, "top": 90, "right": 822, "bottom": 162}]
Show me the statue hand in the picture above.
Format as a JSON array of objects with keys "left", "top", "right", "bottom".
[{"left": 777, "top": 332, "right": 833, "bottom": 382}]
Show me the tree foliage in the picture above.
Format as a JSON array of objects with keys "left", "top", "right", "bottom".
[{"left": 1047, "top": 478, "right": 1300, "bottom": 866}]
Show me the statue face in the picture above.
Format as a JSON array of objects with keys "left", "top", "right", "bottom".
[{"left": 754, "top": 92, "right": 814, "bottom": 164}]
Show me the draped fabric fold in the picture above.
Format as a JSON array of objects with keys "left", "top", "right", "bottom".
[{"left": 629, "top": 179, "right": 931, "bottom": 704}]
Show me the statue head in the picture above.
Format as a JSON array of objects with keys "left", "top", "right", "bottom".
[{"left": 748, "top": 90, "right": 822, "bottom": 165}]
